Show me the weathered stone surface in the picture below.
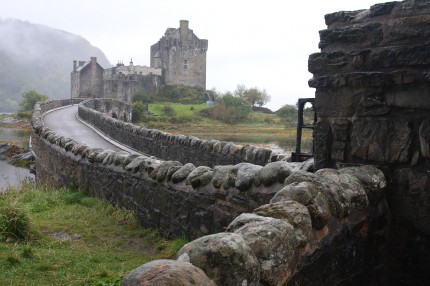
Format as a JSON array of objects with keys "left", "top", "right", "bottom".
[
  {"left": 313, "top": 120, "right": 332, "bottom": 170},
  {"left": 121, "top": 259, "right": 215, "bottom": 286},
  {"left": 177, "top": 233, "right": 260, "bottom": 286},
  {"left": 124, "top": 156, "right": 147, "bottom": 173},
  {"left": 113, "top": 151, "right": 130, "bottom": 166},
  {"left": 283, "top": 170, "right": 352, "bottom": 219},
  {"left": 186, "top": 166, "right": 213, "bottom": 188},
  {"left": 235, "top": 163, "right": 262, "bottom": 191},
  {"left": 95, "top": 149, "right": 115, "bottom": 163},
  {"left": 253, "top": 200, "right": 312, "bottom": 244},
  {"left": 151, "top": 161, "right": 182, "bottom": 182},
  {"left": 419, "top": 119, "right": 430, "bottom": 158},
  {"left": 86, "top": 147, "right": 103, "bottom": 163},
  {"left": 317, "top": 168, "right": 369, "bottom": 211},
  {"left": 369, "top": 2, "right": 397, "bottom": 17},
  {"left": 227, "top": 214, "right": 300, "bottom": 285},
  {"left": 171, "top": 163, "right": 196, "bottom": 183},
  {"left": 340, "top": 165, "right": 386, "bottom": 202},
  {"left": 319, "top": 23, "right": 383, "bottom": 51},
  {"left": 324, "top": 10, "right": 365, "bottom": 26},
  {"left": 351, "top": 118, "right": 411, "bottom": 163},
  {"left": 390, "top": 168, "right": 430, "bottom": 235},
  {"left": 259, "top": 161, "right": 292, "bottom": 186},
  {"left": 211, "top": 165, "right": 235, "bottom": 189}
]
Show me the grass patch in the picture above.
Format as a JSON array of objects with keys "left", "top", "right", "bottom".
[
  {"left": 149, "top": 102, "right": 209, "bottom": 117},
  {"left": 0, "top": 183, "right": 188, "bottom": 285}
]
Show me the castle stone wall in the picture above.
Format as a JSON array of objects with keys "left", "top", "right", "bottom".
[
  {"left": 102, "top": 73, "right": 161, "bottom": 103},
  {"left": 308, "top": 0, "right": 430, "bottom": 284}
]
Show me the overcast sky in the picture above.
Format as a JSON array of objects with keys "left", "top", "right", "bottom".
[{"left": 0, "top": 0, "right": 394, "bottom": 110}]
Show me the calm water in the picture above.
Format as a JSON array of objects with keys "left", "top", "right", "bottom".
[
  {"left": 0, "top": 126, "right": 31, "bottom": 148},
  {"left": 0, "top": 123, "right": 34, "bottom": 192},
  {"left": 0, "top": 160, "right": 34, "bottom": 192}
]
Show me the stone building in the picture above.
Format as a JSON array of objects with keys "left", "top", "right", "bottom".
[
  {"left": 71, "top": 20, "right": 208, "bottom": 101},
  {"left": 150, "top": 20, "right": 208, "bottom": 89},
  {"left": 71, "top": 57, "right": 104, "bottom": 99}
]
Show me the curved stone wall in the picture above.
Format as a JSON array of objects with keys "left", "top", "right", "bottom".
[
  {"left": 80, "top": 98, "right": 132, "bottom": 122},
  {"left": 123, "top": 166, "right": 388, "bottom": 286},
  {"left": 31, "top": 99, "right": 308, "bottom": 238},
  {"left": 78, "top": 98, "right": 279, "bottom": 167}
]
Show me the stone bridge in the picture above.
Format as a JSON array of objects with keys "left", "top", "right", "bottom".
[
  {"left": 32, "top": 98, "right": 388, "bottom": 285},
  {"left": 30, "top": 1, "right": 430, "bottom": 285}
]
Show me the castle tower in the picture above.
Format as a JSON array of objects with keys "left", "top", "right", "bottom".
[{"left": 150, "top": 20, "right": 208, "bottom": 89}]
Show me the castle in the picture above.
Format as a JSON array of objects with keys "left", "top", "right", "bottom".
[{"left": 71, "top": 20, "right": 208, "bottom": 102}]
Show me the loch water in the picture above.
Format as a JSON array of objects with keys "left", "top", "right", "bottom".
[{"left": 0, "top": 123, "right": 34, "bottom": 192}]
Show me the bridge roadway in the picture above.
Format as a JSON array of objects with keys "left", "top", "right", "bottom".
[{"left": 42, "top": 105, "right": 135, "bottom": 153}]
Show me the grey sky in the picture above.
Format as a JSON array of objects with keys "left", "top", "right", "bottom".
[{"left": 0, "top": 0, "right": 394, "bottom": 110}]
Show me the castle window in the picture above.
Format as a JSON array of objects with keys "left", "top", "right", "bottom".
[{"left": 184, "top": 60, "right": 188, "bottom": 69}]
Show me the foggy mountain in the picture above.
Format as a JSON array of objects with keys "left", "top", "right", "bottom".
[{"left": 0, "top": 18, "right": 111, "bottom": 112}]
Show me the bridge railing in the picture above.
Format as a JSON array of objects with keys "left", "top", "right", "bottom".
[{"left": 77, "top": 98, "right": 284, "bottom": 167}]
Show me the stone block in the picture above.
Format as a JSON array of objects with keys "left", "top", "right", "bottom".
[
  {"left": 390, "top": 168, "right": 430, "bottom": 235},
  {"left": 419, "top": 120, "right": 430, "bottom": 158},
  {"left": 177, "top": 233, "right": 260, "bottom": 285},
  {"left": 315, "top": 88, "right": 361, "bottom": 117},
  {"left": 319, "top": 23, "right": 383, "bottom": 51},
  {"left": 385, "top": 85, "right": 430, "bottom": 109},
  {"left": 351, "top": 118, "right": 412, "bottom": 163},
  {"left": 122, "top": 260, "right": 215, "bottom": 286},
  {"left": 369, "top": 2, "right": 397, "bottom": 17}
]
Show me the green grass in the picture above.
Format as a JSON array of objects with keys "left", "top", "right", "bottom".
[
  {"left": 149, "top": 102, "right": 209, "bottom": 117},
  {"left": 0, "top": 183, "right": 188, "bottom": 286}
]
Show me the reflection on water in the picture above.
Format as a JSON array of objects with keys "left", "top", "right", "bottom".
[
  {"left": 0, "top": 160, "right": 34, "bottom": 192},
  {"left": 0, "top": 123, "right": 34, "bottom": 192},
  {"left": 0, "top": 127, "right": 31, "bottom": 149}
]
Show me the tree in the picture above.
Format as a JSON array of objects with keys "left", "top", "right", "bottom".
[
  {"left": 255, "top": 89, "right": 271, "bottom": 107},
  {"left": 19, "top": 90, "right": 48, "bottom": 111},
  {"left": 232, "top": 85, "right": 271, "bottom": 107},
  {"left": 243, "top": 87, "right": 271, "bottom": 107},
  {"left": 234, "top": 84, "right": 247, "bottom": 98}
]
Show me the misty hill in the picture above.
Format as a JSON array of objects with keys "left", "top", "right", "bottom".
[{"left": 0, "top": 19, "right": 111, "bottom": 112}]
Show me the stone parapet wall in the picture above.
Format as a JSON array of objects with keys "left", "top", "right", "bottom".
[
  {"left": 78, "top": 99, "right": 278, "bottom": 167},
  {"left": 31, "top": 99, "right": 307, "bottom": 238},
  {"left": 123, "top": 166, "right": 388, "bottom": 286},
  {"left": 39, "top": 98, "right": 84, "bottom": 114},
  {"left": 80, "top": 98, "right": 132, "bottom": 123},
  {"left": 308, "top": 0, "right": 430, "bottom": 284}
]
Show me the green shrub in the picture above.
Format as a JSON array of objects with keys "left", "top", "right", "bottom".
[
  {"left": 0, "top": 206, "right": 34, "bottom": 241},
  {"left": 162, "top": 105, "right": 176, "bottom": 116},
  {"left": 131, "top": 101, "right": 146, "bottom": 123},
  {"left": 209, "top": 94, "right": 252, "bottom": 124}
]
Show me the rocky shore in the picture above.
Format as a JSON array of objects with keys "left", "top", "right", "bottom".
[{"left": 0, "top": 142, "right": 34, "bottom": 169}]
